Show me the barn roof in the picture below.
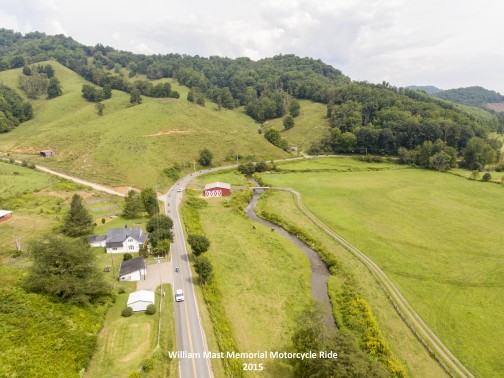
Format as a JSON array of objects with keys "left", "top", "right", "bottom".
[
  {"left": 119, "top": 257, "right": 145, "bottom": 277},
  {"left": 204, "top": 182, "right": 231, "bottom": 190},
  {"left": 127, "top": 290, "right": 155, "bottom": 305},
  {"left": 0, "top": 210, "right": 12, "bottom": 217}
]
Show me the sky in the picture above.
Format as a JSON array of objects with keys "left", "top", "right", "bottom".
[{"left": 1, "top": 0, "right": 503, "bottom": 93}]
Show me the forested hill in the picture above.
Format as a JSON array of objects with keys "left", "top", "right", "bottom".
[
  {"left": 433, "top": 86, "right": 504, "bottom": 107},
  {"left": 0, "top": 29, "right": 502, "bottom": 162},
  {"left": 406, "top": 85, "right": 442, "bottom": 94}
]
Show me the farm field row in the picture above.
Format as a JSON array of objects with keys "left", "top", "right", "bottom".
[{"left": 256, "top": 157, "right": 504, "bottom": 378}]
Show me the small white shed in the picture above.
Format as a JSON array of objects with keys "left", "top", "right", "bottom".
[{"left": 127, "top": 290, "right": 155, "bottom": 312}]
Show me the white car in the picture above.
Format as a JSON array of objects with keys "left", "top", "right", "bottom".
[
  {"left": 177, "top": 188, "right": 183, "bottom": 193},
  {"left": 175, "top": 289, "right": 184, "bottom": 302}
]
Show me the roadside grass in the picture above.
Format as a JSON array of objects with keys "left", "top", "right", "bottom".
[
  {"left": 198, "top": 198, "right": 312, "bottom": 377},
  {"left": 0, "top": 62, "right": 287, "bottom": 190},
  {"left": 256, "top": 162, "right": 504, "bottom": 378},
  {"left": 264, "top": 100, "right": 329, "bottom": 152},
  {"left": 256, "top": 190, "right": 447, "bottom": 377}
]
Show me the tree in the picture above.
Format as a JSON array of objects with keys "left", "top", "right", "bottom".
[
  {"left": 289, "top": 99, "right": 300, "bottom": 117},
  {"left": 122, "top": 307, "right": 133, "bottom": 317},
  {"left": 146, "top": 214, "right": 173, "bottom": 233},
  {"left": 47, "top": 77, "right": 62, "bottom": 99},
  {"left": 463, "top": 137, "right": 497, "bottom": 170},
  {"left": 291, "top": 304, "right": 389, "bottom": 378},
  {"left": 123, "top": 190, "right": 144, "bottom": 218},
  {"left": 95, "top": 102, "right": 105, "bottom": 116},
  {"left": 153, "top": 238, "right": 171, "bottom": 257},
  {"left": 283, "top": 115, "right": 295, "bottom": 130},
  {"left": 198, "top": 148, "right": 214, "bottom": 166},
  {"left": 24, "top": 235, "right": 111, "bottom": 305},
  {"left": 62, "top": 194, "right": 94, "bottom": 237},
  {"left": 149, "top": 228, "right": 174, "bottom": 248},
  {"left": 130, "top": 88, "right": 142, "bottom": 105},
  {"left": 330, "top": 100, "right": 363, "bottom": 132},
  {"left": 140, "top": 188, "right": 160, "bottom": 216},
  {"left": 187, "top": 234, "right": 210, "bottom": 256},
  {"left": 264, "top": 128, "right": 288, "bottom": 150},
  {"left": 194, "top": 255, "right": 213, "bottom": 285}
]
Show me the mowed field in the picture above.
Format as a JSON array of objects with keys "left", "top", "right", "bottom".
[
  {"left": 197, "top": 197, "right": 312, "bottom": 377},
  {"left": 0, "top": 161, "right": 121, "bottom": 259},
  {"left": 256, "top": 157, "right": 504, "bottom": 378},
  {"left": 0, "top": 61, "right": 287, "bottom": 190}
]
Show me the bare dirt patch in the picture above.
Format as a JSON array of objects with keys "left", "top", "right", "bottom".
[
  {"left": 145, "top": 129, "right": 193, "bottom": 137},
  {"left": 486, "top": 103, "right": 504, "bottom": 112}
]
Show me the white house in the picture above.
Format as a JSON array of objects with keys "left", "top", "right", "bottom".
[
  {"left": 87, "top": 227, "right": 148, "bottom": 253},
  {"left": 127, "top": 290, "right": 155, "bottom": 312},
  {"left": 119, "top": 257, "right": 146, "bottom": 281}
]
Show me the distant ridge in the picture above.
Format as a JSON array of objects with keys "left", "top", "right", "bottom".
[
  {"left": 406, "top": 85, "right": 442, "bottom": 94},
  {"left": 433, "top": 86, "right": 504, "bottom": 108}
]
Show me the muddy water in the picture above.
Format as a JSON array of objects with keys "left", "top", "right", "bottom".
[{"left": 244, "top": 185, "right": 335, "bottom": 329}]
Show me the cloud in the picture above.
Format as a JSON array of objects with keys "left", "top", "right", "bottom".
[{"left": 0, "top": 0, "right": 502, "bottom": 92}]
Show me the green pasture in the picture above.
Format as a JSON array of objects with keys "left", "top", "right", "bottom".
[
  {"left": 256, "top": 161, "right": 504, "bottom": 377},
  {"left": 198, "top": 198, "right": 312, "bottom": 377},
  {"left": 275, "top": 155, "right": 400, "bottom": 171},
  {"left": 256, "top": 190, "right": 447, "bottom": 377},
  {"left": 265, "top": 100, "right": 329, "bottom": 152},
  {"left": 0, "top": 61, "right": 287, "bottom": 190},
  {"left": 194, "top": 169, "right": 251, "bottom": 187}
]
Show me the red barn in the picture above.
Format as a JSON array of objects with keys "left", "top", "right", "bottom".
[
  {"left": 0, "top": 210, "right": 13, "bottom": 223},
  {"left": 204, "top": 182, "right": 231, "bottom": 197}
]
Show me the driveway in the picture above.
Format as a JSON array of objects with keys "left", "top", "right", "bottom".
[{"left": 136, "top": 260, "right": 173, "bottom": 291}]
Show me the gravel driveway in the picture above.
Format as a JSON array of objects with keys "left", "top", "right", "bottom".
[{"left": 136, "top": 260, "right": 173, "bottom": 291}]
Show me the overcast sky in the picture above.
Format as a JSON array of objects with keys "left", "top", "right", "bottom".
[{"left": 1, "top": 0, "right": 503, "bottom": 93}]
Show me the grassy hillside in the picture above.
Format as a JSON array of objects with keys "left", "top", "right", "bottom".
[
  {"left": 0, "top": 61, "right": 288, "bottom": 189},
  {"left": 256, "top": 158, "right": 504, "bottom": 377},
  {"left": 264, "top": 100, "right": 329, "bottom": 151}
]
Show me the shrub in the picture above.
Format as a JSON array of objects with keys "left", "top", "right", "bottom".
[
  {"left": 121, "top": 307, "right": 133, "bottom": 317},
  {"left": 123, "top": 253, "right": 133, "bottom": 261},
  {"left": 146, "top": 304, "right": 157, "bottom": 315},
  {"left": 117, "top": 287, "right": 125, "bottom": 294},
  {"left": 142, "top": 357, "right": 154, "bottom": 372},
  {"left": 187, "top": 234, "right": 210, "bottom": 256},
  {"left": 482, "top": 172, "right": 492, "bottom": 181}
]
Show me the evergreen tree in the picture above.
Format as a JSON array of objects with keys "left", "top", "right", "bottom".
[{"left": 62, "top": 194, "right": 94, "bottom": 237}]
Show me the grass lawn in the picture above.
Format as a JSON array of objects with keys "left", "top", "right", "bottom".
[
  {"left": 198, "top": 198, "right": 312, "bottom": 377},
  {"left": 256, "top": 160, "right": 504, "bottom": 378},
  {"left": 85, "top": 282, "right": 176, "bottom": 378}
]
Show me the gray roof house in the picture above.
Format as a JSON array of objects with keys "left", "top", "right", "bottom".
[
  {"left": 119, "top": 257, "right": 146, "bottom": 281},
  {"left": 88, "top": 227, "right": 148, "bottom": 253}
]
